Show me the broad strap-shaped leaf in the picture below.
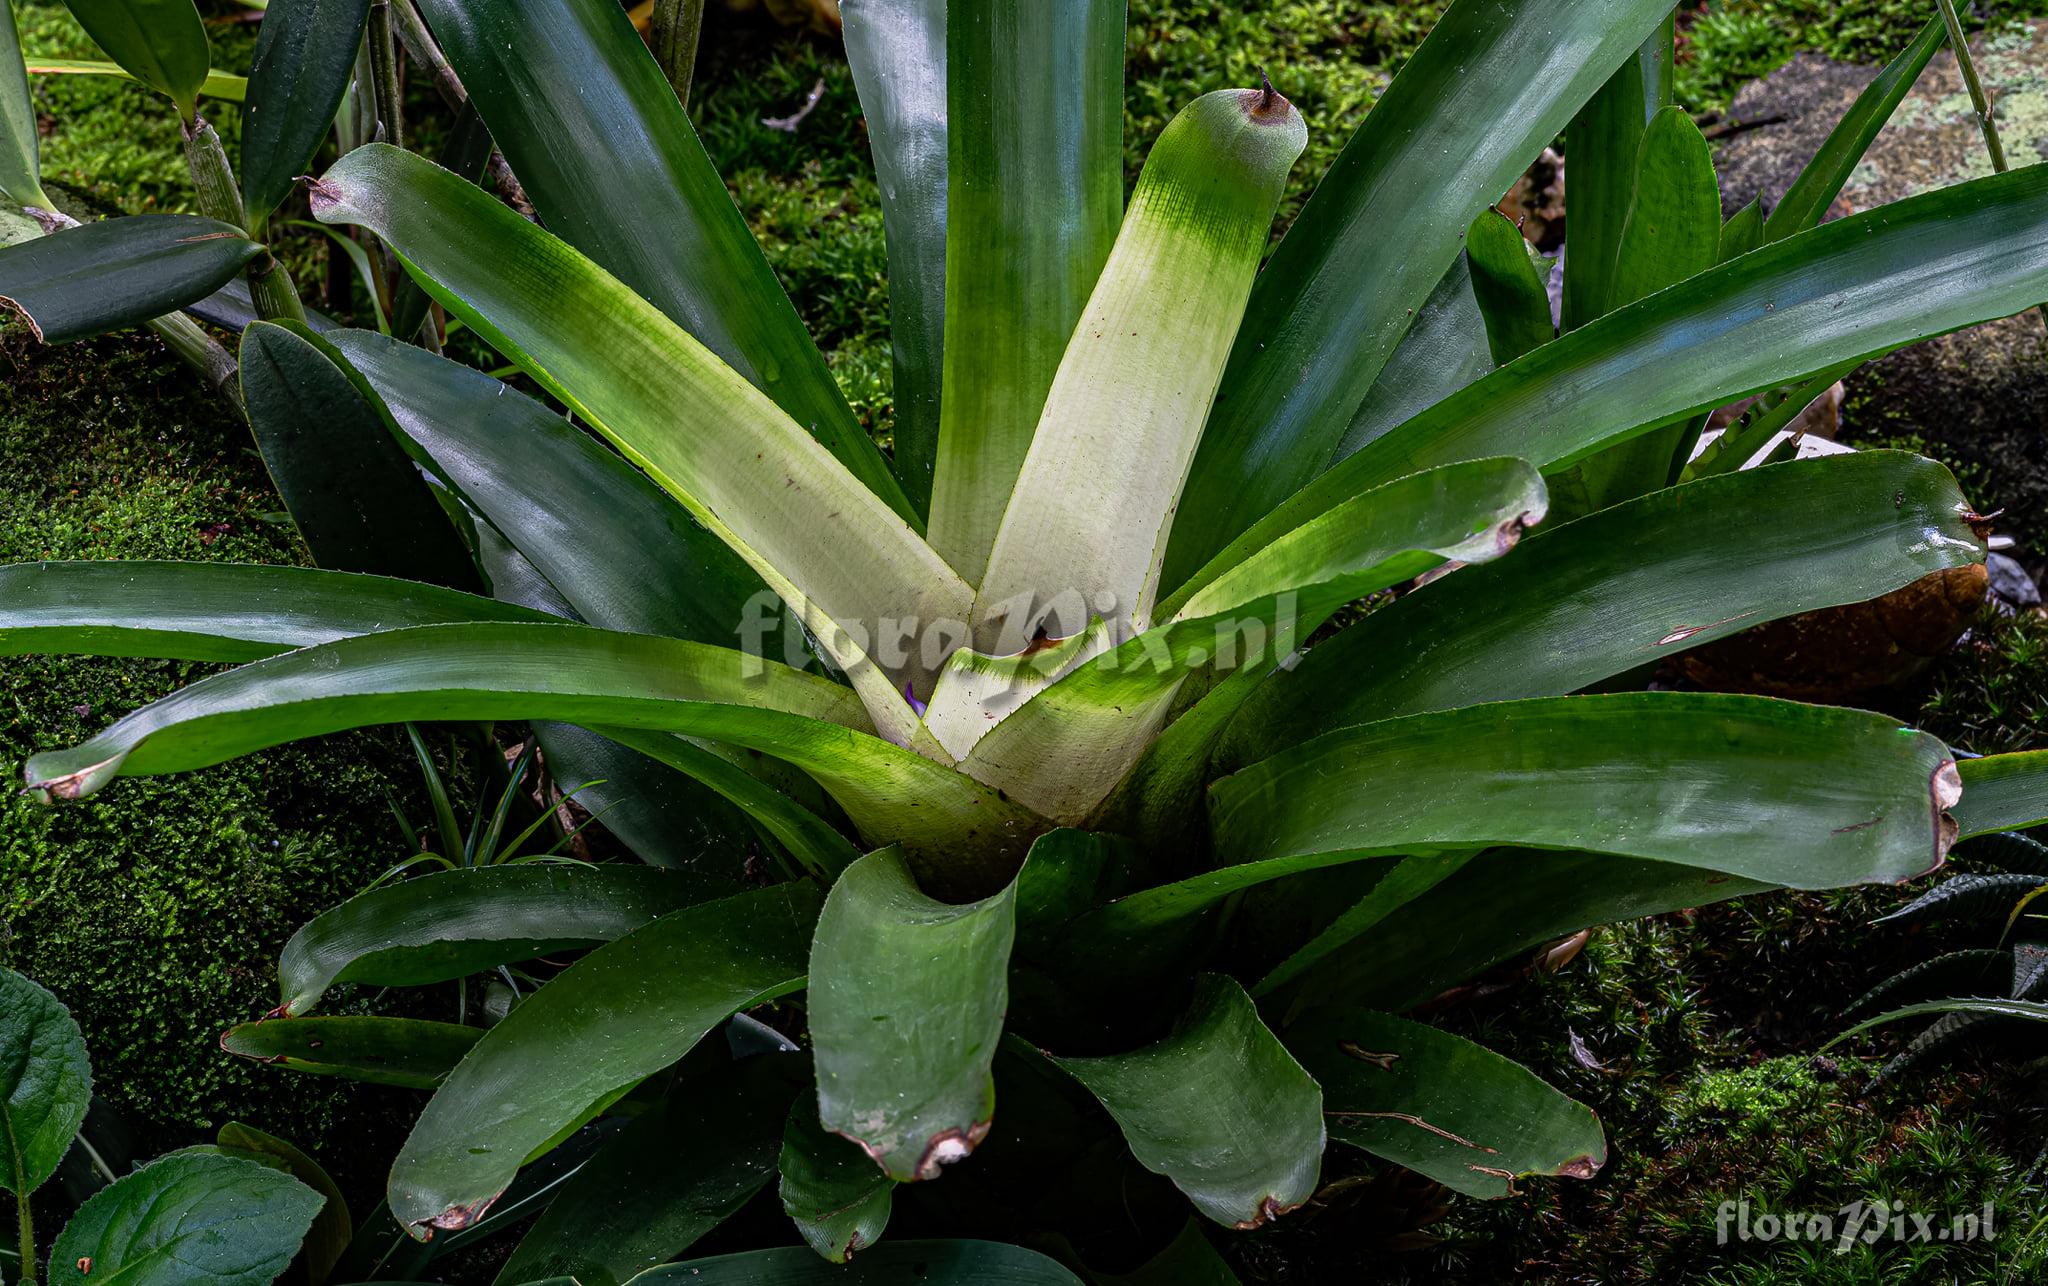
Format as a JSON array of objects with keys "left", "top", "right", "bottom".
[
  {"left": 240, "top": 321, "right": 480, "bottom": 589},
  {"left": 1956, "top": 752, "right": 2048, "bottom": 838},
  {"left": 925, "top": 0, "right": 1123, "bottom": 582},
  {"left": 0, "top": 561, "right": 549, "bottom": 662},
  {"left": 779, "top": 1095, "right": 894, "bottom": 1263},
  {"left": 1214, "top": 693, "right": 1960, "bottom": 890},
  {"left": 408, "top": 0, "right": 905, "bottom": 517},
  {"left": 1611, "top": 106, "right": 1720, "bottom": 308},
  {"left": 1164, "top": 0, "right": 1676, "bottom": 586},
  {"left": 1244, "top": 165, "right": 2048, "bottom": 543},
  {"left": 1225, "top": 452, "right": 1985, "bottom": 762},
  {"left": 1, "top": 0, "right": 49, "bottom": 207},
  {"left": 59, "top": 0, "right": 210, "bottom": 116},
  {"left": 310, "top": 145, "right": 970, "bottom": 735},
  {"left": 1288, "top": 1009, "right": 1604, "bottom": 1199},
  {"left": 0, "top": 213, "right": 258, "bottom": 342},
  {"left": 215, "top": 1122, "right": 351, "bottom": 1286},
  {"left": 1560, "top": 13, "right": 1671, "bottom": 330},
  {"left": 1251, "top": 853, "right": 1473, "bottom": 996},
  {"left": 841, "top": 0, "right": 946, "bottom": 513},
  {"left": 809, "top": 848, "right": 1015, "bottom": 1181},
  {"left": 221, "top": 1016, "right": 482, "bottom": 1089},
  {"left": 22, "top": 56, "right": 245, "bottom": 103},
  {"left": 626, "top": 1240, "right": 1085, "bottom": 1284},
  {"left": 1464, "top": 209, "right": 1550, "bottom": 364},
  {"left": 1767, "top": 15, "right": 1945, "bottom": 240},
  {"left": 495, "top": 1055, "right": 805, "bottom": 1286},
  {"left": 239, "top": 0, "right": 370, "bottom": 225},
  {"left": 1051, "top": 976, "right": 1322, "bottom": 1229},
  {"left": 46, "top": 1151, "right": 322, "bottom": 1286},
  {"left": 1333, "top": 256, "right": 1492, "bottom": 460},
  {"left": 0, "top": 966, "right": 91, "bottom": 1198},
  {"left": 962, "top": 458, "right": 1546, "bottom": 822},
  {"left": 279, "top": 866, "right": 741, "bottom": 1016},
  {"left": 389, "top": 883, "right": 820, "bottom": 1237},
  {"left": 970, "top": 87, "right": 1305, "bottom": 648}
]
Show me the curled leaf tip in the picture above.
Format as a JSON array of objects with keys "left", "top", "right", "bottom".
[{"left": 1926, "top": 758, "right": 1963, "bottom": 875}]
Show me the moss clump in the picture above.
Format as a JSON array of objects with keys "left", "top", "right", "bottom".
[{"left": 1919, "top": 608, "right": 2048, "bottom": 755}]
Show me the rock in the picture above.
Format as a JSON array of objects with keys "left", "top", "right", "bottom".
[
  {"left": 1989, "top": 551, "right": 2044, "bottom": 614},
  {"left": 1712, "top": 24, "right": 2048, "bottom": 575}
]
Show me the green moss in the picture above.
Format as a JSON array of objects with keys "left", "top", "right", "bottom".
[{"left": 1919, "top": 608, "right": 2048, "bottom": 755}]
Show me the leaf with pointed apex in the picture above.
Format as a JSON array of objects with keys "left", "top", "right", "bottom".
[
  {"left": 625, "top": 1240, "right": 1086, "bottom": 1284},
  {"left": 1849, "top": 950, "right": 2009, "bottom": 1018},
  {"left": 1956, "top": 751, "right": 2048, "bottom": 838},
  {"left": 0, "top": 967, "right": 91, "bottom": 1198},
  {"left": 1333, "top": 255, "right": 1493, "bottom": 460},
  {"left": 1832, "top": 997, "right": 2048, "bottom": 1046},
  {"left": 1051, "top": 976, "right": 1322, "bottom": 1229},
  {"left": 46, "top": 1152, "right": 322, "bottom": 1286},
  {"left": 1288, "top": 1010, "right": 1604, "bottom": 1199},
  {"left": 1227, "top": 453, "right": 1984, "bottom": 762},
  {"left": 1873, "top": 873, "right": 2047, "bottom": 927},
  {"left": 925, "top": 0, "right": 1123, "bottom": 581},
  {"left": 1166, "top": 0, "right": 1677, "bottom": 585},
  {"left": 1560, "top": 15, "right": 1671, "bottom": 330},
  {"left": 216, "top": 1122, "right": 351, "bottom": 1286},
  {"left": 1234, "top": 165, "right": 2048, "bottom": 553},
  {"left": 239, "top": 321, "right": 480, "bottom": 589},
  {"left": 222, "top": 1017, "right": 482, "bottom": 1088},
  {"left": 389, "top": 884, "right": 819, "bottom": 1238},
  {"left": 279, "top": 866, "right": 742, "bottom": 1016},
  {"left": 842, "top": 0, "right": 945, "bottom": 512},
  {"left": 810, "top": 848, "right": 1014, "bottom": 1181},
  {"left": 240, "top": 0, "right": 370, "bottom": 224},
  {"left": 779, "top": 1096, "right": 894, "bottom": 1263},
  {"left": 0, "top": 560, "right": 549, "bottom": 662},
  {"left": 1767, "top": 15, "right": 1945, "bottom": 241},
  {"left": 1, "top": 0, "right": 48, "bottom": 207},
  {"left": 495, "top": 1056, "right": 804, "bottom": 1286},
  {"left": 1464, "top": 208, "right": 1551, "bottom": 364},
  {"left": 1611, "top": 106, "right": 1720, "bottom": 306},
  {"left": 0, "top": 213, "right": 257, "bottom": 342},
  {"left": 1720, "top": 198, "right": 1764, "bottom": 263},
  {"left": 309, "top": 144, "right": 969, "bottom": 731},
  {"left": 59, "top": 0, "right": 210, "bottom": 115},
  {"left": 409, "top": 0, "right": 903, "bottom": 515}
]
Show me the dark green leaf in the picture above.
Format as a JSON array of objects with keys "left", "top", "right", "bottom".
[
  {"left": 1332, "top": 256, "right": 1492, "bottom": 460},
  {"left": 778, "top": 1095, "right": 893, "bottom": 1263},
  {"left": 216, "top": 1122, "right": 351, "bottom": 1286},
  {"left": 221, "top": 1017, "right": 483, "bottom": 1089},
  {"left": 1094, "top": 1221, "right": 1240, "bottom": 1286},
  {"left": 0, "top": 213, "right": 257, "bottom": 342},
  {"left": 1052, "top": 976, "right": 1322, "bottom": 1228},
  {"left": 1, "top": 0, "right": 48, "bottom": 207},
  {"left": 626, "top": 1240, "right": 1085, "bottom": 1284},
  {"left": 46, "top": 1151, "right": 322, "bottom": 1286},
  {"left": 240, "top": 0, "right": 371, "bottom": 225},
  {"left": 1957, "top": 751, "right": 2048, "bottom": 837},
  {"left": 1833, "top": 997, "right": 2048, "bottom": 1045},
  {"left": 1719, "top": 198, "right": 1764, "bottom": 263},
  {"left": 59, "top": 0, "right": 209, "bottom": 115},
  {"left": 809, "top": 847, "right": 1015, "bottom": 1181},
  {"left": 388, "top": 884, "right": 820, "bottom": 1237},
  {"left": 279, "top": 865, "right": 742, "bottom": 1016},
  {"left": 1289, "top": 1009, "right": 1603, "bottom": 1199},
  {"left": 1463, "top": 208, "right": 1551, "bottom": 364},
  {"left": 1560, "top": 14, "right": 1671, "bottom": 329},
  {"left": 1873, "top": 873, "right": 2045, "bottom": 926},
  {"left": 1611, "top": 106, "right": 1720, "bottom": 306},
  {"left": 0, "top": 966, "right": 91, "bottom": 1197}
]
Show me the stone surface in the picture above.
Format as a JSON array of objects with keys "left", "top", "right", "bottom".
[
  {"left": 1989, "top": 551, "right": 2044, "bottom": 613},
  {"left": 1712, "top": 23, "right": 2048, "bottom": 571}
]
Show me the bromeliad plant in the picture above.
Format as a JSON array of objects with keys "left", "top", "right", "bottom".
[{"left": 7, "top": 0, "right": 2048, "bottom": 1278}]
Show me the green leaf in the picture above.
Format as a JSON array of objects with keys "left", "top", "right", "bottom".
[
  {"left": 279, "top": 866, "right": 741, "bottom": 1016},
  {"left": 1611, "top": 106, "right": 1720, "bottom": 307},
  {"left": 1251, "top": 853, "right": 1473, "bottom": 996},
  {"left": 495, "top": 1056, "right": 803, "bottom": 1286},
  {"left": 58, "top": 0, "right": 209, "bottom": 116},
  {"left": 221, "top": 1016, "right": 483, "bottom": 1089},
  {"left": 1164, "top": 0, "right": 1676, "bottom": 586},
  {"left": 0, "top": 213, "right": 258, "bottom": 343},
  {"left": 1332, "top": 256, "right": 1492, "bottom": 460},
  {"left": 778, "top": 1095, "right": 894, "bottom": 1263},
  {"left": 239, "top": 0, "right": 371, "bottom": 226},
  {"left": 841, "top": 0, "right": 945, "bottom": 512},
  {"left": 1559, "top": 14, "right": 1671, "bottom": 330},
  {"left": 1832, "top": 997, "right": 2048, "bottom": 1045},
  {"left": 1214, "top": 693, "right": 1960, "bottom": 891},
  {"left": 23, "top": 57, "right": 244, "bottom": 103},
  {"left": 1956, "top": 752, "right": 2048, "bottom": 838},
  {"left": 407, "top": 0, "right": 904, "bottom": 519},
  {"left": 971, "top": 87, "right": 1305, "bottom": 645},
  {"left": 1, "top": 0, "right": 49, "bottom": 207},
  {"left": 1094, "top": 1221, "right": 1240, "bottom": 1286},
  {"left": 46, "top": 1151, "right": 322, "bottom": 1286},
  {"left": 309, "top": 144, "right": 970, "bottom": 735},
  {"left": 0, "top": 966, "right": 91, "bottom": 1198},
  {"left": 1719, "top": 197, "right": 1764, "bottom": 263},
  {"left": 1767, "top": 15, "right": 1945, "bottom": 240},
  {"left": 1051, "top": 976, "right": 1322, "bottom": 1228},
  {"left": 809, "top": 847, "right": 1015, "bottom": 1181},
  {"left": 239, "top": 321, "right": 480, "bottom": 589},
  {"left": 0, "top": 560, "right": 549, "bottom": 662},
  {"left": 1463, "top": 209, "right": 1550, "bottom": 364},
  {"left": 1287, "top": 1009, "right": 1604, "bottom": 1199},
  {"left": 216, "top": 1122, "right": 351, "bottom": 1286},
  {"left": 389, "top": 884, "right": 820, "bottom": 1237},
  {"left": 1226, "top": 452, "right": 1985, "bottom": 760},
  {"left": 624, "top": 1240, "right": 1085, "bottom": 1284},
  {"left": 1250, "top": 165, "right": 2048, "bottom": 536},
  {"left": 925, "top": 0, "right": 1123, "bottom": 582}
]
